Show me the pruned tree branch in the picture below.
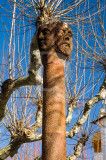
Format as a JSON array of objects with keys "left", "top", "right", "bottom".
[
  {"left": 34, "top": 135, "right": 88, "bottom": 160},
  {"left": 0, "top": 94, "right": 43, "bottom": 159},
  {"left": 0, "top": 76, "right": 42, "bottom": 121},
  {"left": 66, "top": 74, "right": 106, "bottom": 138},
  {"left": 66, "top": 135, "right": 89, "bottom": 160},
  {"left": 0, "top": 125, "right": 42, "bottom": 159},
  {"left": 66, "top": 101, "right": 77, "bottom": 124},
  {"left": 0, "top": 120, "right": 42, "bottom": 160},
  {"left": 1, "top": 74, "right": 104, "bottom": 159},
  {"left": 0, "top": 32, "right": 43, "bottom": 121}
]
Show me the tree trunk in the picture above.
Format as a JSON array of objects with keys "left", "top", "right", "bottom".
[{"left": 42, "top": 50, "right": 66, "bottom": 160}]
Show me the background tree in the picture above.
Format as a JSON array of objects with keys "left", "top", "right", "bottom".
[{"left": 0, "top": 0, "right": 106, "bottom": 159}]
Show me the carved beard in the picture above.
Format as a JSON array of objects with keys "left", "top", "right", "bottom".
[
  {"left": 55, "top": 28, "right": 73, "bottom": 59},
  {"left": 55, "top": 37, "right": 72, "bottom": 59}
]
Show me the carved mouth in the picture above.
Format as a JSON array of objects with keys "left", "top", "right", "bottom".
[{"left": 60, "top": 43, "right": 70, "bottom": 48}]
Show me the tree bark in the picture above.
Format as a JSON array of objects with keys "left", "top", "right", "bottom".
[{"left": 42, "top": 50, "right": 66, "bottom": 160}]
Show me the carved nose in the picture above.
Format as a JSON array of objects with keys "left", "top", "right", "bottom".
[{"left": 39, "top": 32, "right": 44, "bottom": 39}]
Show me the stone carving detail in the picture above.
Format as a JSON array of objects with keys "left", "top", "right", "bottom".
[{"left": 37, "top": 21, "right": 73, "bottom": 60}]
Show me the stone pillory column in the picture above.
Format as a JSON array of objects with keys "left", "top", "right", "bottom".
[{"left": 37, "top": 21, "right": 73, "bottom": 160}]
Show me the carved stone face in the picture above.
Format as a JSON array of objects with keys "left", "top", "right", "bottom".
[
  {"left": 55, "top": 22, "right": 73, "bottom": 58},
  {"left": 37, "top": 23, "right": 56, "bottom": 51},
  {"left": 37, "top": 21, "right": 73, "bottom": 59}
]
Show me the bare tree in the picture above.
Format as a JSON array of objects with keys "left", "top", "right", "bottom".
[{"left": 0, "top": 0, "right": 106, "bottom": 159}]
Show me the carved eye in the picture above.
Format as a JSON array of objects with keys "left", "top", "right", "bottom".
[
  {"left": 68, "top": 31, "right": 72, "bottom": 37},
  {"left": 65, "top": 37, "right": 69, "bottom": 40}
]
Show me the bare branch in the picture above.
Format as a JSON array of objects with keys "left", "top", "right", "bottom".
[
  {"left": 0, "top": 126, "right": 42, "bottom": 159},
  {"left": 31, "top": 97, "right": 43, "bottom": 132},
  {"left": 0, "top": 76, "right": 42, "bottom": 121},
  {"left": 33, "top": 134, "right": 88, "bottom": 160},
  {"left": 66, "top": 75, "right": 106, "bottom": 138},
  {"left": 66, "top": 101, "right": 77, "bottom": 124},
  {"left": 66, "top": 135, "right": 88, "bottom": 160},
  {"left": 0, "top": 95, "right": 43, "bottom": 159}
]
